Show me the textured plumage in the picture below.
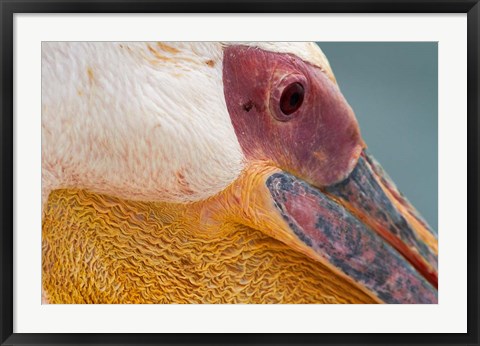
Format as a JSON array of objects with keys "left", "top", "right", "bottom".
[
  {"left": 43, "top": 189, "right": 376, "bottom": 304},
  {"left": 42, "top": 42, "right": 332, "bottom": 205}
]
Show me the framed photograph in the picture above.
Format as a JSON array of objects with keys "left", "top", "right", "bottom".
[{"left": 1, "top": 0, "right": 478, "bottom": 345}]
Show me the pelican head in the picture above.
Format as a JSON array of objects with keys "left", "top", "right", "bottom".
[{"left": 42, "top": 42, "right": 438, "bottom": 304}]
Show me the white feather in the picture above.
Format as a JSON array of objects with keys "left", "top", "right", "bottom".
[
  {"left": 41, "top": 41, "right": 332, "bottom": 206},
  {"left": 223, "top": 42, "right": 335, "bottom": 81}
]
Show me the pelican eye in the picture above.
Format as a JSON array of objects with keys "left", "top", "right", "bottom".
[{"left": 280, "top": 82, "right": 304, "bottom": 116}]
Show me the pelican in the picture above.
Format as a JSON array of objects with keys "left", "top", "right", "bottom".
[{"left": 41, "top": 42, "right": 438, "bottom": 304}]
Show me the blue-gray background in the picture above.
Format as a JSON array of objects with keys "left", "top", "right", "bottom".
[{"left": 317, "top": 42, "right": 438, "bottom": 232}]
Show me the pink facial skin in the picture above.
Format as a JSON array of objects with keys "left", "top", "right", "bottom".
[{"left": 223, "top": 45, "right": 365, "bottom": 187}]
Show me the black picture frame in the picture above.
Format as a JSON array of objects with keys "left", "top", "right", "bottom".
[{"left": 1, "top": 1, "right": 478, "bottom": 345}]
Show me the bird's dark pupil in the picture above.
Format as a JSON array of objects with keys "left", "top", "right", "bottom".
[
  {"left": 280, "top": 82, "right": 304, "bottom": 116},
  {"left": 290, "top": 92, "right": 300, "bottom": 107}
]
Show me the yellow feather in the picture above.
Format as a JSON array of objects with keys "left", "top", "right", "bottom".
[{"left": 42, "top": 189, "right": 377, "bottom": 304}]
